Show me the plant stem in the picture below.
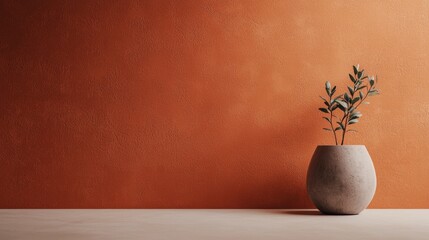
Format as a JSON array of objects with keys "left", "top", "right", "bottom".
[
  {"left": 341, "top": 114, "right": 348, "bottom": 145},
  {"left": 354, "top": 86, "right": 370, "bottom": 109},
  {"left": 328, "top": 95, "right": 338, "bottom": 145},
  {"left": 340, "top": 74, "right": 358, "bottom": 145},
  {"left": 330, "top": 110, "right": 338, "bottom": 145},
  {"left": 340, "top": 75, "right": 373, "bottom": 145}
]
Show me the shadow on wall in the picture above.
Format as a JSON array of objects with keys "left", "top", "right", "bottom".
[
  {"left": 226, "top": 107, "right": 319, "bottom": 209},
  {"left": 269, "top": 209, "right": 321, "bottom": 215},
  {"left": 139, "top": 91, "right": 321, "bottom": 208}
]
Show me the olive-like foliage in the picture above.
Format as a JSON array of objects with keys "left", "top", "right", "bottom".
[{"left": 319, "top": 65, "right": 380, "bottom": 145}]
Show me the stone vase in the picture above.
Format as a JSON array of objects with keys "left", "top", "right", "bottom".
[{"left": 306, "top": 145, "right": 376, "bottom": 215}]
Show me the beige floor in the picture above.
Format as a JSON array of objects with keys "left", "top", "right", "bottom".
[{"left": 0, "top": 209, "right": 428, "bottom": 239}]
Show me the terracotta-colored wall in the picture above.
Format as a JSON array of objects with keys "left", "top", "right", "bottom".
[{"left": 1, "top": 0, "right": 428, "bottom": 208}]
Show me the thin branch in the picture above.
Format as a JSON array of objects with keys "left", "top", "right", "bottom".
[{"left": 328, "top": 94, "right": 338, "bottom": 145}]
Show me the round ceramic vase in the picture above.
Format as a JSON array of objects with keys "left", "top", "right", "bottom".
[{"left": 306, "top": 145, "right": 376, "bottom": 215}]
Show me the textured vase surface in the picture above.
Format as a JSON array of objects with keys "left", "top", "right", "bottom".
[{"left": 307, "top": 145, "right": 376, "bottom": 215}]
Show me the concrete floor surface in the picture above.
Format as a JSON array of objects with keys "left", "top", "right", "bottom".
[{"left": 0, "top": 209, "right": 428, "bottom": 239}]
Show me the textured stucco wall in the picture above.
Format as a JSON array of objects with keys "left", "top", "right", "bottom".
[{"left": 1, "top": 0, "right": 429, "bottom": 208}]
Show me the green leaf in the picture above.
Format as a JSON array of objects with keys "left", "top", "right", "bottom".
[
  {"left": 350, "top": 115, "right": 360, "bottom": 120},
  {"left": 357, "top": 85, "right": 366, "bottom": 91},
  {"left": 334, "top": 127, "right": 342, "bottom": 131},
  {"left": 319, "top": 108, "right": 329, "bottom": 113},
  {"left": 325, "top": 81, "right": 331, "bottom": 89},
  {"left": 331, "top": 86, "right": 337, "bottom": 96},
  {"left": 358, "top": 70, "right": 363, "bottom": 79},
  {"left": 337, "top": 121, "right": 345, "bottom": 129},
  {"left": 335, "top": 99, "right": 348, "bottom": 108},
  {"left": 348, "top": 119, "right": 359, "bottom": 124},
  {"left": 323, "top": 128, "right": 332, "bottom": 131},
  {"left": 352, "top": 97, "right": 360, "bottom": 104},
  {"left": 319, "top": 96, "right": 329, "bottom": 107},
  {"left": 368, "top": 89, "right": 379, "bottom": 96},
  {"left": 349, "top": 74, "right": 355, "bottom": 83},
  {"left": 325, "top": 81, "right": 331, "bottom": 95},
  {"left": 370, "top": 79, "right": 375, "bottom": 86},
  {"left": 322, "top": 117, "right": 331, "bottom": 123},
  {"left": 350, "top": 111, "right": 362, "bottom": 119},
  {"left": 353, "top": 65, "right": 358, "bottom": 75},
  {"left": 348, "top": 86, "right": 354, "bottom": 96},
  {"left": 332, "top": 95, "right": 343, "bottom": 102},
  {"left": 344, "top": 93, "right": 351, "bottom": 103},
  {"left": 359, "top": 91, "right": 364, "bottom": 100},
  {"left": 355, "top": 80, "right": 361, "bottom": 87}
]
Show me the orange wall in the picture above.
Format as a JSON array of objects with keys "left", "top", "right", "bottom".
[{"left": 1, "top": 0, "right": 429, "bottom": 208}]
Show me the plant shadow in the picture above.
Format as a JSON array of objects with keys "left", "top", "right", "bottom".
[
  {"left": 275, "top": 209, "right": 321, "bottom": 215},
  {"left": 269, "top": 209, "right": 360, "bottom": 216}
]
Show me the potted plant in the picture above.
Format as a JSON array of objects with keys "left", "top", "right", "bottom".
[{"left": 306, "top": 65, "right": 380, "bottom": 215}]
